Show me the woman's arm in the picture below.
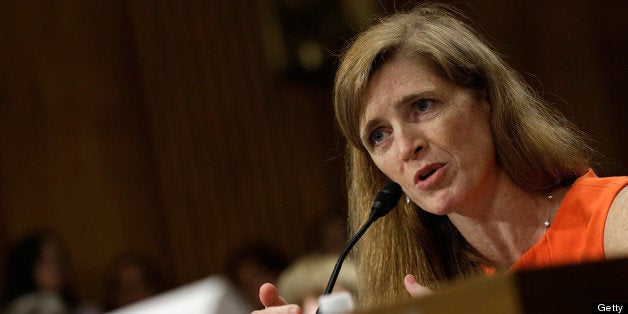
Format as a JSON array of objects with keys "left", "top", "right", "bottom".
[{"left": 604, "top": 185, "right": 628, "bottom": 259}]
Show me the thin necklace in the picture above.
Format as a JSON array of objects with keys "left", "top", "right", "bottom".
[{"left": 544, "top": 192, "right": 554, "bottom": 228}]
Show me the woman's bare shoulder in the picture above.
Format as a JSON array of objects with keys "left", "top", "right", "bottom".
[{"left": 604, "top": 185, "right": 628, "bottom": 259}]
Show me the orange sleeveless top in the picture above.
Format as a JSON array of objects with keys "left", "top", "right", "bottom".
[{"left": 510, "top": 169, "right": 628, "bottom": 270}]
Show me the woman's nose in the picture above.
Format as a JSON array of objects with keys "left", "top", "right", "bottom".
[{"left": 397, "top": 127, "right": 423, "bottom": 161}]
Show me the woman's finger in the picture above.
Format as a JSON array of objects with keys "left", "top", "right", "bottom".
[
  {"left": 259, "top": 283, "right": 288, "bottom": 307},
  {"left": 403, "top": 274, "right": 432, "bottom": 298},
  {"left": 253, "top": 283, "right": 301, "bottom": 313}
]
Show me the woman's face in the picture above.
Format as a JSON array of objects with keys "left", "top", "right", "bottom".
[{"left": 359, "top": 56, "right": 498, "bottom": 215}]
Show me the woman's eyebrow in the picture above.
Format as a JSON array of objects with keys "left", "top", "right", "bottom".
[{"left": 392, "top": 91, "right": 433, "bottom": 111}]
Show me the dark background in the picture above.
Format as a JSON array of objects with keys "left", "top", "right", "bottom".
[{"left": 0, "top": 0, "right": 625, "bottom": 305}]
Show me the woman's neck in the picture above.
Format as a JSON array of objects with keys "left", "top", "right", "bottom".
[{"left": 447, "top": 175, "right": 567, "bottom": 270}]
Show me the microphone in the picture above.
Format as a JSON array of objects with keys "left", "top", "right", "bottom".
[{"left": 320, "top": 182, "right": 402, "bottom": 298}]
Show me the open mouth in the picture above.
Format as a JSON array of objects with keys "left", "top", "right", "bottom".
[
  {"left": 416, "top": 163, "right": 446, "bottom": 184},
  {"left": 419, "top": 168, "right": 437, "bottom": 181}
]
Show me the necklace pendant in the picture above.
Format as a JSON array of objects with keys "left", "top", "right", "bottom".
[{"left": 544, "top": 192, "right": 554, "bottom": 228}]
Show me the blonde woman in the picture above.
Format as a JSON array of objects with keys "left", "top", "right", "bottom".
[
  {"left": 276, "top": 254, "right": 357, "bottom": 314},
  {"left": 254, "top": 4, "right": 627, "bottom": 313}
]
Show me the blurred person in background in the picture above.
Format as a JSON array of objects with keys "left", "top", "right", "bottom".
[
  {"left": 1, "top": 230, "right": 78, "bottom": 314},
  {"left": 304, "top": 211, "right": 348, "bottom": 256},
  {"left": 101, "top": 250, "right": 169, "bottom": 311},
  {"left": 226, "top": 244, "right": 288, "bottom": 311},
  {"left": 276, "top": 254, "right": 357, "bottom": 314}
]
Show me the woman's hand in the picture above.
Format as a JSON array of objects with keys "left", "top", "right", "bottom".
[
  {"left": 404, "top": 274, "right": 432, "bottom": 298},
  {"left": 251, "top": 283, "right": 302, "bottom": 314}
]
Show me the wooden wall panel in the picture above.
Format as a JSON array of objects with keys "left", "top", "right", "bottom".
[
  {"left": 126, "top": 0, "right": 345, "bottom": 284},
  {"left": 0, "top": 0, "right": 170, "bottom": 302}
]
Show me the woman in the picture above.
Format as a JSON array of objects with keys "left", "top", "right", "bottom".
[{"left": 254, "top": 4, "right": 627, "bottom": 313}]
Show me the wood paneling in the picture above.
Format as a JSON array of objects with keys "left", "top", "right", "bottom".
[
  {"left": 127, "top": 0, "right": 345, "bottom": 284},
  {"left": 0, "top": 0, "right": 169, "bottom": 301}
]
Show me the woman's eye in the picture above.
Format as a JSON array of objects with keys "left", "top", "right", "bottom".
[
  {"left": 414, "top": 99, "right": 433, "bottom": 112},
  {"left": 370, "top": 129, "right": 387, "bottom": 145}
]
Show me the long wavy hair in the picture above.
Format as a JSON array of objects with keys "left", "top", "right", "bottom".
[{"left": 333, "top": 3, "right": 594, "bottom": 309}]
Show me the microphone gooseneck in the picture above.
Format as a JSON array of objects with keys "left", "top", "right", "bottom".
[{"left": 322, "top": 182, "right": 402, "bottom": 296}]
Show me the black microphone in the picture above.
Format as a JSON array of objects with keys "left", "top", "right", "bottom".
[{"left": 321, "top": 182, "right": 402, "bottom": 296}]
